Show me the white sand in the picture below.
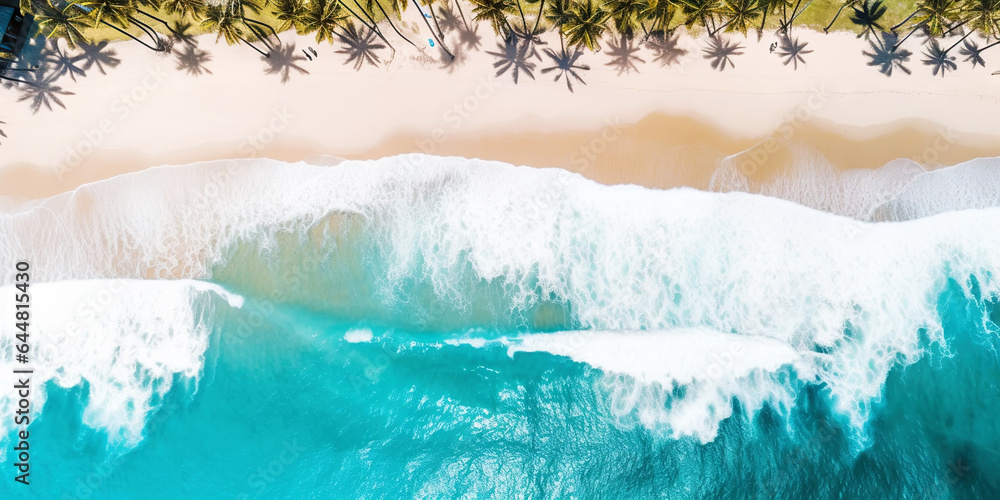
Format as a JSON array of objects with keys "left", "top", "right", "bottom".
[{"left": 1, "top": 10, "right": 999, "bottom": 198}]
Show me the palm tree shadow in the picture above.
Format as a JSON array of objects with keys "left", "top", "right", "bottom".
[
  {"left": 605, "top": 34, "right": 644, "bottom": 75},
  {"left": 542, "top": 44, "right": 589, "bottom": 92},
  {"left": 0, "top": 120, "right": 6, "bottom": 145},
  {"left": 922, "top": 39, "right": 956, "bottom": 77},
  {"left": 702, "top": 35, "right": 744, "bottom": 71},
  {"left": 436, "top": 1, "right": 464, "bottom": 34},
  {"left": 439, "top": 42, "right": 469, "bottom": 72},
  {"left": 175, "top": 44, "right": 214, "bottom": 76},
  {"left": 486, "top": 33, "right": 536, "bottom": 83},
  {"left": 776, "top": 33, "right": 812, "bottom": 70},
  {"left": 645, "top": 31, "right": 686, "bottom": 67},
  {"left": 42, "top": 39, "right": 86, "bottom": 82},
  {"left": 171, "top": 20, "right": 200, "bottom": 48},
  {"left": 959, "top": 40, "right": 987, "bottom": 68},
  {"left": 439, "top": 0, "right": 482, "bottom": 52},
  {"left": 76, "top": 41, "right": 122, "bottom": 75},
  {"left": 263, "top": 42, "right": 309, "bottom": 83},
  {"left": 511, "top": 23, "right": 546, "bottom": 61},
  {"left": 15, "top": 68, "right": 75, "bottom": 114},
  {"left": 336, "top": 24, "right": 387, "bottom": 71},
  {"left": 862, "top": 31, "right": 911, "bottom": 76}
]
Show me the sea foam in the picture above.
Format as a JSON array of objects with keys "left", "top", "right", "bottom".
[
  {"left": 3, "top": 154, "right": 1000, "bottom": 446},
  {"left": 0, "top": 279, "right": 240, "bottom": 456}
]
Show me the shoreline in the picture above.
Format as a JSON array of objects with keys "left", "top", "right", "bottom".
[{"left": 2, "top": 23, "right": 1000, "bottom": 199}]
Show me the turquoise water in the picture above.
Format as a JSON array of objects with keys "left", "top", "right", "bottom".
[{"left": 2, "top": 156, "right": 1000, "bottom": 498}]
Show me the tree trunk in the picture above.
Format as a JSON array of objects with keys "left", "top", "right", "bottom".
[
  {"left": 412, "top": 0, "right": 454, "bottom": 58},
  {"left": 237, "top": 32, "right": 270, "bottom": 56},
  {"left": 890, "top": 9, "right": 921, "bottom": 32},
  {"left": 891, "top": 22, "right": 923, "bottom": 51},
  {"left": 945, "top": 27, "right": 975, "bottom": 54},
  {"left": 824, "top": 1, "right": 851, "bottom": 32},
  {"left": 343, "top": 1, "right": 397, "bottom": 51},
  {"left": 101, "top": 19, "right": 161, "bottom": 51},
  {"left": 363, "top": 0, "right": 419, "bottom": 48},
  {"left": 531, "top": 0, "right": 546, "bottom": 34}
]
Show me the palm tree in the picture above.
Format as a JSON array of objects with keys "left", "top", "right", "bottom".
[
  {"left": 823, "top": 0, "right": 860, "bottom": 32},
  {"left": 361, "top": 0, "right": 416, "bottom": 49},
  {"left": 715, "top": 0, "right": 760, "bottom": 35},
  {"left": 133, "top": 0, "right": 186, "bottom": 40},
  {"left": 161, "top": 0, "right": 205, "bottom": 19},
  {"left": 677, "top": 0, "right": 719, "bottom": 31},
  {"left": 525, "top": 0, "right": 547, "bottom": 36},
  {"left": 850, "top": 0, "right": 887, "bottom": 47},
  {"left": 77, "top": 0, "right": 167, "bottom": 51},
  {"left": 944, "top": 0, "right": 1000, "bottom": 54},
  {"left": 781, "top": 0, "right": 814, "bottom": 33},
  {"left": 301, "top": 0, "right": 351, "bottom": 43},
  {"left": 471, "top": 0, "right": 515, "bottom": 36},
  {"left": 890, "top": 0, "right": 959, "bottom": 50},
  {"left": 202, "top": 3, "right": 269, "bottom": 56},
  {"left": 545, "top": 0, "right": 573, "bottom": 40},
  {"left": 229, "top": 0, "right": 282, "bottom": 53},
  {"left": 605, "top": 0, "right": 648, "bottom": 38},
  {"left": 639, "top": 0, "right": 675, "bottom": 37},
  {"left": 32, "top": 0, "right": 89, "bottom": 49},
  {"left": 563, "top": 0, "right": 609, "bottom": 51},
  {"left": 271, "top": 0, "right": 309, "bottom": 32}
]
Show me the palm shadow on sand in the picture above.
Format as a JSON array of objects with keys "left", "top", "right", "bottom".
[
  {"left": 776, "top": 33, "right": 812, "bottom": 70},
  {"left": 542, "top": 44, "right": 589, "bottom": 92},
  {"left": 336, "top": 24, "right": 387, "bottom": 70},
  {"left": 263, "top": 42, "right": 309, "bottom": 83},
  {"left": 76, "top": 41, "right": 122, "bottom": 75},
  {"left": 15, "top": 68, "right": 75, "bottom": 113},
  {"left": 863, "top": 31, "right": 912, "bottom": 76},
  {"left": 702, "top": 35, "right": 744, "bottom": 71},
  {"left": 646, "top": 31, "right": 686, "bottom": 67},
  {"left": 487, "top": 33, "right": 536, "bottom": 83},
  {"left": 176, "top": 44, "right": 213, "bottom": 76},
  {"left": 605, "top": 34, "right": 644, "bottom": 75}
]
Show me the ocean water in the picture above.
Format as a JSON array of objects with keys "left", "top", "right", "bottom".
[{"left": 1, "top": 154, "right": 1000, "bottom": 499}]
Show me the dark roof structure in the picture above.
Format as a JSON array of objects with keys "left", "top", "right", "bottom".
[{"left": 0, "top": 0, "right": 33, "bottom": 65}]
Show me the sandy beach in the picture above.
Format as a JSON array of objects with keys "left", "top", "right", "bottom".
[{"left": 1, "top": 14, "right": 999, "bottom": 199}]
